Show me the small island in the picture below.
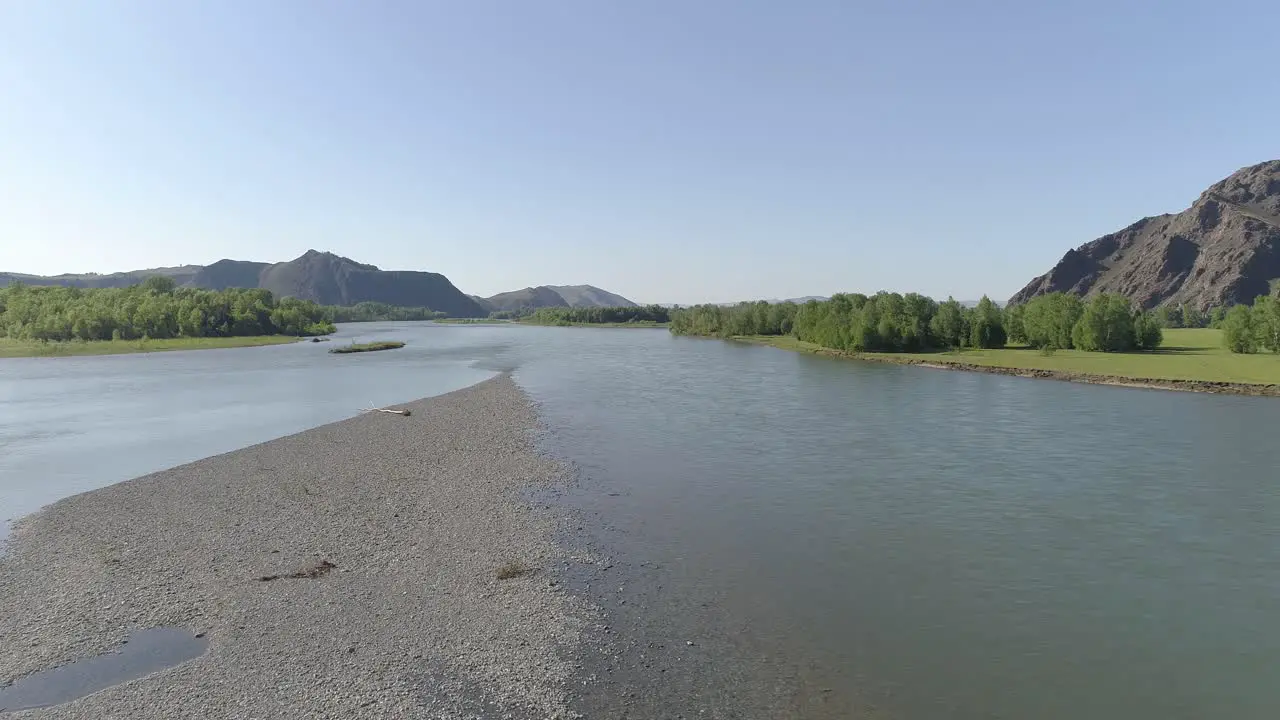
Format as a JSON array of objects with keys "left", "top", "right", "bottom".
[{"left": 328, "top": 341, "right": 406, "bottom": 354}]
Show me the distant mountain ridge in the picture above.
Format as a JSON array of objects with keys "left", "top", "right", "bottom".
[
  {"left": 479, "top": 284, "right": 636, "bottom": 313},
  {"left": 3, "top": 252, "right": 638, "bottom": 317},
  {"left": 3, "top": 250, "right": 486, "bottom": 317},
  {"left": 0, "top": 265, "right": 203, "bottom": 289},
  {"left": 1011, "top": 159, "right": 1280, "bottom": 310}
]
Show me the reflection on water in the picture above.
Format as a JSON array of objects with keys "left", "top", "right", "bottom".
[
  {"left": 0, "top": 628, "right": 208, "bottom": 713},
  {"left": 4, "top": 322, "right": 1280, "bottom": 718}
]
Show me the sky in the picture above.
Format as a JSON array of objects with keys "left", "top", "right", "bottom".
[{"left": 1, "top": 1, "right": 1277, "bottom": 305}]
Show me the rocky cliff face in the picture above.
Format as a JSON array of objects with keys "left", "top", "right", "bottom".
[{"left": 1011, "top": 160, "right": 1280, "bottom": 310}]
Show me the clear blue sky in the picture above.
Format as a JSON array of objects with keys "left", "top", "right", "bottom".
[{"left": 2, "top": 1, "right": 1276, "bottom": 304}]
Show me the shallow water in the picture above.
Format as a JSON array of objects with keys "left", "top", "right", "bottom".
[
  {"left": 0, "top": 628, "right": 207, "bottom": 712},
  {"left": 0, "top": 323, "right": 497, "bottom": 541},
  {"left": 3, "top": 322, "right": 1280, "bottom": 718}
]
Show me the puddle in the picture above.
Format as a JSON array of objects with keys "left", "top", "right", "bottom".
[{"left": 0, "top": 627, "right": 208, "bottom": 713}]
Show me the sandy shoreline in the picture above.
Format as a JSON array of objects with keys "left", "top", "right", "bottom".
[{"left": 0, "top": 375, "right": 592, "bottom": 718}]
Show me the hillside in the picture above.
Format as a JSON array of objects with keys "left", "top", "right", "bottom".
[
  {"left": 484, "top": 286, "right": 571, "bottom": 313},
  {"left": 3, "top": 251, "right": 487, "bottom": 317},
  {"left": 483, "top": 284, "right": 636, "bottom": 312},
  {"left": 1011, "top": 160, "right": 1280, "bottom": 310},
  {"left": 0, "top": 266, "right": 201, "bottom": 290},
  {"left": 546, "top": 285, "right": 636, "bottom": 308},
  {"left": 190, "top": 260, "right": 268, "bottom": 290}
]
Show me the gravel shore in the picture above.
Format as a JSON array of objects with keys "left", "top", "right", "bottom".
[{"left": 0, "top": 375, "right": 591, "bottom": 719}]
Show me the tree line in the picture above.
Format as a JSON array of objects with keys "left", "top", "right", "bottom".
[
  {"left": 1220, "top": 295, "right": 1280, "bottom": 353},
  {"left": 0, "top": 277, "right": 335, "bottom": 341},
  {"left": 518, "top": 305, "right": 671, "bottom": 325},
  {"left": 326, "top": 302, "right": 445, "bottom": 323},
  {"left": 670, "top": 291, "right": 1166, "bottom": 353}
]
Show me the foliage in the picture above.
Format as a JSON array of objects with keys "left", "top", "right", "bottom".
[
  {"left": 1071, "top": 294, "right": 1137, "bottom": 352},
  {"left": 674, "top": 293, "right": 1004, "bottom": 353},
  {"left": 523, "top": 305, "right": 670, "bottom": 325},
  {"left": 929, "top": 298, "right": 968, "bottom": 349},
  {"left": 1133, "top": 311, "right": 1164, "bottom": 351},
  {"left": 0, "top": 282, "right": 335, "bottom": 342},
  {"left": 1017, "top": 292, "right": 1161, "bottom": 352},
  {"left": 1222, "top": 305, "right": 1259, "bottom": 353},
  {"left": 968, "top": 296, "right": 1007, "bottom": 349},
  {"left": 1218, "top": 294, "right": 1280, "bottom": 354},
  {"left": 1253, "top": 295, "right": 1280, "bottom": 351},
  {"left": 1003, "top": 302, "right": 1027, "bottom": 344},
  {"left": 326, "top": 302, "right": 445, "bottom": 323},
  {"left": 673, "top": 290, "right": 1171, "bottom": 355},
  {"left": 1019, "top": 292, "right": 1082, "bottom": 350}
]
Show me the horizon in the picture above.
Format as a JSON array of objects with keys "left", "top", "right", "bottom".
[{"left": 4, "top": 1, "right": 1278, "bottom": 305}]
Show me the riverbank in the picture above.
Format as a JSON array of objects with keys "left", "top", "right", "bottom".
[
  {"left": 0, "top": 335, "right": 301, "bottom": 358},
  {"left": 740, "top": 329, "right": 1280, "bottom": 396},
  {"left": 0, "top": 376, "right": 591, "bottom": 718}
]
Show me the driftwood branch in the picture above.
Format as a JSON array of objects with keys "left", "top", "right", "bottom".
[{"left": 361, "top": 406, "right": 412, "bottom": 416}]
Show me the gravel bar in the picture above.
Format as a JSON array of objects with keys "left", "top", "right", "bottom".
[{"left": 0, "top": 375, "right": 591, "bottom": 719}]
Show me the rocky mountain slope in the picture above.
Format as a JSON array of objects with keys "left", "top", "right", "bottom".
[
  {"left": 481, "top": 285, "right": 636, "bottom": 313},
  {"left": 1011, "top": 160, "right": 1280, "bottom": 310}
]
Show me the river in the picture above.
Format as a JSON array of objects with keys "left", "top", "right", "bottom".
[{"left": 2, "top": 321, "right": 1279, "bottom": 718}]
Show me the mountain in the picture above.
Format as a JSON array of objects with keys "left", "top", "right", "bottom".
[
  {"left": 546, "top": 285, "right": 636, "bottom": 308},
  {"left": 482, "top": 284, "right": 637, "bottom": 312},
  {"left": 484, "top": 286, "right": 571, "bottom": 313},
  {"left": 254, "top": 251, "right": 486, "bottom": 316},
  {"left": 774, "top": 296, "right": 829, "bottom": 304},
  {"left": 3, "top": 250, "right": 487, "bottom": 317},
  {"left": 1011, "top": 160, "right": 1280, "bottom": 310},
  {"left": 190, "top": 260, "right": 268, "bottom": 290}
]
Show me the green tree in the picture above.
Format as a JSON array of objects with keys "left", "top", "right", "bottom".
[
  {"left": 1221, "top": 305, "right": 1258, "bottom": 353},
  {"left": 1252, "top": 295, "right": 1280, "bottom": 352},
  {"left": 1021, "top": 293, "right": 1082, "bottom": 350},
  {"left": 141, "top": 275, "right": 177, "bottom": 294},
  {"left": 1004, "top": 302, "right": 1027, "bottom": 344},
  {"left": 1180, "top": 304, "right": 1203, "bottom": 329},
  {"left": 1071, "top": 294, "right": 1136, "bottom": 352},
  {"left": 930, "top": 298, "right": 967, "bottom": 349},
  {"left": 1133, "top": 311, "right": 1164, "bottom": 350},
  {"left": 967, "top": 296, "right": 1006, "bottom": 349}
]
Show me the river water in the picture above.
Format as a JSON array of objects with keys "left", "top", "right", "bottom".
[{"left": 2, "top": 322, "right": 1279, "bottom": 719}]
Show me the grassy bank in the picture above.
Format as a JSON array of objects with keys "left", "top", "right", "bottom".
[
  {"left": 0, "top": 335, "right": 301, "bottom": 358},
  {"left": 329, "top": 340, "right": 406, "bottom": 354},
  {"left": 739, "top": 329, "right": 1280, "bottom": 393}
]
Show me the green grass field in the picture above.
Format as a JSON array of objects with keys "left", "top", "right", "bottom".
[
  {"left": 743, "top": 329, "right": 1280, "bottom": 386},
  {"left": 0, "top": 335, "right": 302, "bottom": 359}
]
